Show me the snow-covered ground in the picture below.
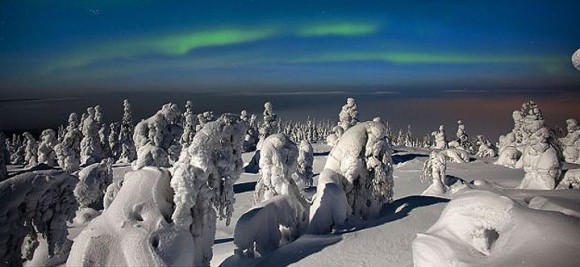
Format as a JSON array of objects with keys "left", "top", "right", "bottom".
[
  {"left": 208, "top": 144, "right": 579, "bottom": 266},
  {"left": 8, "top": 143, "right": 579, "bottom": 266}
]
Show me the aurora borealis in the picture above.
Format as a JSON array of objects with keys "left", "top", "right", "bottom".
[
  {"left": 0, "top": 0, "right": 579, "bottom": 96},
  {"left": 1, "top": 0, "right": 580, "bottom": 137}
]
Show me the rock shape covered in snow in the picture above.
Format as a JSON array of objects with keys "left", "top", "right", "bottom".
[
  {"left": 309, "top": 120, "right": 394, "bottom": 234},
  {"left": 171, "top": 113, "right": 246, "bottom": 266},
  {"left": 0, "top": 170, "right": 78, "bottom": 266}
]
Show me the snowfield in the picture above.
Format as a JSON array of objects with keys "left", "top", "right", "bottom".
[
  {"left": 209, "top": 145, "right": 580, "bottom": 266},
  {"left": 5, "top": 144, "right": 580, "bottom": 266}
]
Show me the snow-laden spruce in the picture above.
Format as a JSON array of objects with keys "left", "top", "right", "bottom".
[
  {"left": 496, "top": 101, "right": 545, "bottom": 168},
  {"left": 117, "top": 99, "right": 137, "bottom": 163},
  {"left": 495, "top": 132, "right": 521, "bottom": 168},
  {"left": 37, "top": 129, "right": 58, "bottom": 167},
  {"left": 0, "top": 131, "right": 9, "bottom": 181},
  {"left": 475, "top": 135, "right": 496, "bottom": 158},
  {"left": 172, "top": 113, "right": 246, "bottom": 266},
  {"left": 309, "top": 119, "right": 394, "bottom": 234},
  {"left": 338, "top": 97, "right": 358, "bottom": 131},
  {"left": 74, "top": 158, "right": 113, "bottom": 210},
  {"left": 293, "top": 139, "right": 314, "bottom": 188},
  {"left": 431, "top": 125, "right": 447, "bottom": 150},
  {"left": 326, "top": 97, "right": 358, "bottom": 146},
  {"left": 180, "top": 100, "right": 197, "bottom": 148},
  {"left": 558, "top": 118, "right": 580, "bottom": 164},
  {"left": 235, "top": 133, "right": 309, "bottom": 257},
  {"left": 257, "top": 102, "right": 277, "bottom": 150},
  {"left": 80, "top": 107, "right": 104, "bottom": 166},
  {"left": 195, "top": 111, "right": 214, "bottom": 132},
  {"left": 242, "top": 112, "right": 259, "bottom": 152},
  {"left": 23, "top": 132, "right": 38, "bottom": 167},
  {"left": 516, "top": 127, "right": 561, "bottom": 190},
  {"left": 132, "top": 103, "right": 182, "bottom": 169},
  {"left": 0, "top": 170, "right": 78, "bottom": 266},
  {"left": 420, "top": 151, "right": 448, "bottom": 196},
  {"left": 253, "top": 133, "right": 300, "bottom": 203},
  {"left": 54, "top": 113, "right": 82, "bottom": 173}
]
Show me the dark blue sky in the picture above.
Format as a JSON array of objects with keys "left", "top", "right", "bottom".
[{"left": 1, "top": 0, "right": 579, "bottom": 97}]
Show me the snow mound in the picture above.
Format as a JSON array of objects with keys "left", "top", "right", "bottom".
[
  {"left": 413, "top": 190, "right": 580, "bottom": 267},
  {"left": 234, "top": 194, "right": 309, "bottom": 257},
  {"left": 557, "top": 169, "right": 580, "bottom": 189},
  {"left": 0, "top": 170, "right": 78, "bottom": 266},
  {"left": 67, "top": 167, "right": 192, "bottom": 266}
]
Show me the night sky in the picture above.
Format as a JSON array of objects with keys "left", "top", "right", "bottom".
[
  {"left": 1, "top": 1, "right": 580, "bottom": 137},
  {"left": 1, "top": 0, "right": 579, "bottom": 97}
]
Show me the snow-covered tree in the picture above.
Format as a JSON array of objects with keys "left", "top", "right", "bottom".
[
  {"left": 9, "top": 135, "right": 24, "bottom": 165},
  {"left": 180, "top": 101, "right": 197, "bottom": 148},
  {"left": 65, "top": 112, "right": 82, "bottom": 152},
  {"left": 54, "top": 133, "right": 81, "bottom": 173},
  {"left": 517, "top": 127, "right": 561, "bottom": 190},
  {"left": 107, "top": 122, "right": 120, "bottom": 160},
  {"left": 0, "top": 170, "right": 78, "bottom": 266},
  {"left": 558, "top": 118, "right": 580, "bottom": 164},
  {"left": 195, "top": 111, "right": 214, "bottom": 132},
  {"left": 171, "top": 113, "right": 246, "bottom": 266},
  {"left": 420, "top": 151, "right": 448, "bottom": 196},
  {"left": 0, "top": 131, "right": 8, "bottom": 181},
  {"left": 243, "top": 114, "right": 259, "bottom": 152},
  {"left": 117, "top": 99, "right": 137, "bottom": 163},
  {"left": 257, "top": 102, "right": 277, "bottom": 149},
  {"left": 80, "top": 107, "right": 104, "bottom": 165},
  {"left": 309, "top": 120, "right": 394, "bottom": 234},
  {"left": 326, "top": 125, "right": 344, "bottom": 147},
  {"left": 293, "top": 140, "right": 314, "bottom": 188},
  {"left": 496, "top": 132, "right": 521, "bottom": 168},
  {"left": 475, "top": 135, "right": 496, "bottom": 158},
  {"left": 338, "top": 97, "right": 358, "bottom": 131},
  {"left": 235, "top": 134, "right": 309, "bottom": 257},
  {"left": 37, "top": 129, "right": 58, "bottom": 166},
  {"left": 132, "top": 103, "right": 182, "bottom": 169},
  {"left": 23, "top": 132, "right": 38, "bottom": 167},
  {"left": 431, "top": 125, "right": 447, "bottom": 150},
  {"left": 74, "top": 158, "right": 113, "bottom": 210},
  {"left": 253, "top": 133, "right": 300, "bottom": 203},
  {"left": 449, "top": 120, "right": 473, "bottom": 152}
]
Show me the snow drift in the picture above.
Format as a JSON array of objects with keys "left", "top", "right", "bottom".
[{"left": 413, "top": 190, "right": 580, "bottom": 267}]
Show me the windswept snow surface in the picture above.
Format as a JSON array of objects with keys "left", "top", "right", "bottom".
[{"left": 49, "top": 144, "right": 580, "bottom": 266}]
